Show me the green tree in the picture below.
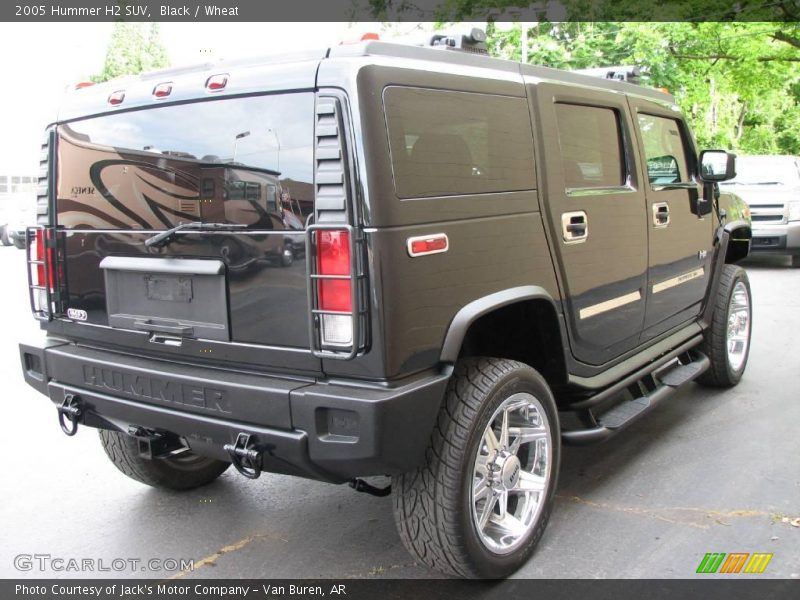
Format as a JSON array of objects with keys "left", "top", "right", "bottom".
[
  {"left": 363, "top": 0, "right": 799, "bottom": 24},
  {"left": 362, "top": 2, "right": 800, "bottom": 154},
  {"left": 487, "top": 21, "right": 799, "bottom": 154},
  {"left": 93, "top": 23, "right": 170, "bottom": 82}
]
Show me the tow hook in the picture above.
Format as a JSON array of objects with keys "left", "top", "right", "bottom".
[
  {"left": 57, "top": 394, "right": 83, "bottom": 436},
  {"left": 223, "top": 433, "right": 263, "bottom": 479},
  {"left": 349, "top": 478, "right": 392, "bottom": 497}
]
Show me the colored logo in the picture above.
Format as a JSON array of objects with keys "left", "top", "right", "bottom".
[{"left": 696, "top": 552, "right": 773, "bottom": 574}]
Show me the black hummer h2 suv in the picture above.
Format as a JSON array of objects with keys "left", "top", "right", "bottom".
[{"left": 19, "top": 30, "right": 752, "bottom": 578}]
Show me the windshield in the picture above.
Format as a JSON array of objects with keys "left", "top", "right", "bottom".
[
  {"left": 724, "top": 157, "right": 800, "bottom": 186},
  {"left": 56, "top": 92, "right": 314, "bottom": 230}
]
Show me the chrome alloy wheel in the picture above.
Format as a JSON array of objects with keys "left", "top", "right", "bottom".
[
  {"left": 726, "top": 280, "right": 751, "bottom": 372},
  {"left": 470, "top": 393, "right": 553, "bottom": 555}
]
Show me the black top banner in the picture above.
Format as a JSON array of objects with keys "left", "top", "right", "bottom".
[{"left": 1, "top": 0, "right": 799, "bottom": 22}]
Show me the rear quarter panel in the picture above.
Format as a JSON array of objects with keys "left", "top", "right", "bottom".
[{"left": 317, "top": 60, "right": 561, "bottom": 380}]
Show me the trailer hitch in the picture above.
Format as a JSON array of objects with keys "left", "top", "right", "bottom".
[
  {"left": 57, "top": 394, "right": 83, "bottom": 436},
  {"left": 127, "top": 426, "right": 186, "bottom": 460},
  {"left": 223, "top": 433, "right": 263, "bottom": 479}
]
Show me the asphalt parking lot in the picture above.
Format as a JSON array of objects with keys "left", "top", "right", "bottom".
[{"left": 0, "top": 246, "right": 797, "bottom": 580}]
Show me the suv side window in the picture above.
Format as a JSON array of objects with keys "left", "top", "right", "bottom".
[
  {"left": 554, "top": 103, "right": 625, "bottom": 189},
  {"left": 383, "top": 86, "right": 535, "bottom": 198},
  {"left": 637, "top": 114, "right": 691, "bottom": 185}
]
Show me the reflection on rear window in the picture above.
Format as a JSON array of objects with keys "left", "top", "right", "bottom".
[{"left": 56, "top": 93, "right": 315, "bottom": 230}]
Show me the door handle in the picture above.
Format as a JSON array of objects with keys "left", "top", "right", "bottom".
[
  {"left": 653, "top": 202, "right": 670, "bottom": 228},
  {"left": 134, "top": 320, "right": 194, "bottom": 336},
  {"left": 562, "top": 211, "right": 588, "bottom": 243}
]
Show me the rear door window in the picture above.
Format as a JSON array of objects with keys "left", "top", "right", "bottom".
[
  {"left": 383, "top": 87, "right": 535, "bottom": 198},
  {"left": 554, "top": 103, "right": 625, "bottom": 189}
]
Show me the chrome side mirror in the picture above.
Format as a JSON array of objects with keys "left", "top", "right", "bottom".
[{"left": 700, "top": 150, "right": 736, "bottom": 182}]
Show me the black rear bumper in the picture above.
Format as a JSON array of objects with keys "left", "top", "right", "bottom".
[{"left": 19, "top": 339, "right": 450, "bottom": 483}]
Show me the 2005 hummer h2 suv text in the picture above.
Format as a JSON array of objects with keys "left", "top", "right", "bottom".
[{"left": 19, "top": 30, "right": 752, "bottom": 578}]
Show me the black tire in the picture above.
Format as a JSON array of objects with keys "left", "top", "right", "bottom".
[
  {"left": 392, "top": 357, "right": 560, "bottom": 578},
  {"left": 697, "top": 265, "right": 752, "bottom": 387},
  {"left": 99, "top": 430, "right": 230, "bottom": 491},
  {"left": 791, "top": 254, "right": 800, "bottom": 268}
]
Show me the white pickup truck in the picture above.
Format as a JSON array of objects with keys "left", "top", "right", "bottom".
[{"left": 720, "top": 155, "right": 800, "bottom": 266}]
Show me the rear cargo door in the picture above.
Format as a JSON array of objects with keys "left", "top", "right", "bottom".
[{"left": 53, "top": 90, "right": 321, "bottom": 374}]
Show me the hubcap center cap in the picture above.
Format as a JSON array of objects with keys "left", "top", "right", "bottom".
[{"left": 498, "top": 453, "right": 521, "bottom": 489}]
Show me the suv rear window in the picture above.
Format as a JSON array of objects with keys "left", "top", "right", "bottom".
[
  {"left": 57, "top": 93, "right": 314, "bottom": 230},
  {"left": 383, "top": 87, "right": 536, "bottom": 198}
]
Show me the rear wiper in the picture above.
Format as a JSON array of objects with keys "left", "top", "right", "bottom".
[{"left": 145, "top": 222, "right": 247, "bottom": 248}]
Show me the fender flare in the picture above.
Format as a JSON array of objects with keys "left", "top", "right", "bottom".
[
  {"left": 440, "top": 285, "right": 559, "bottom": 363},
  {"left": 719, "top": 219, "right": 752, "bottom": 265},
  {"left": 700, "top": 219, "right": 752, "bottom": 327}
]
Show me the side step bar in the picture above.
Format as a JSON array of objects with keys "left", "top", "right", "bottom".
[
  {"left": 567, "top": 334, "right": 704, "bottom": 410},
  {"left": 561, "top": 352, "right": 710, "bottom": 446}
]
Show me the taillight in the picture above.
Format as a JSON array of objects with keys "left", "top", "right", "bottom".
[
  {"left": 30, "top": 228, "right": 59, "bottom": 317},
  {"left": 30, "top": 229, "right": 53, "bottom": 316},
  {"left": 33, "top": 228, "right": 56, "bottom": 289},
  {"left": 34, "top": 228, "right": 45, "bottom": 287},
  {"left": 316, "top": 229, "right": 353, "bottom": 346},
  {"left": 318, "top": 230, "right": 351, "bottom": 310}
]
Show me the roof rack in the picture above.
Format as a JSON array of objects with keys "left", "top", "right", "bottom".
[{"left": 573, "top": 65, "right": 642, "bottom": 85}]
